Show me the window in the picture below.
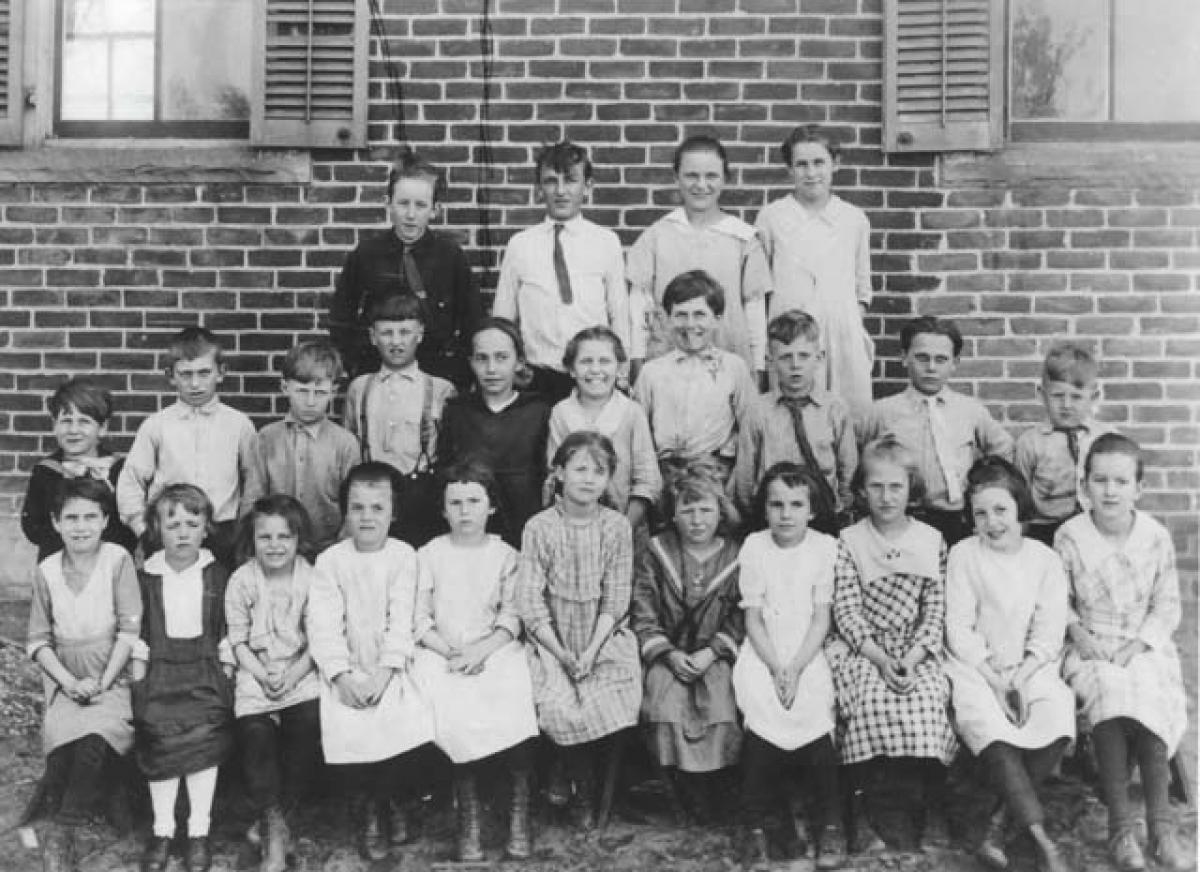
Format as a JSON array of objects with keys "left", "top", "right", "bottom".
[
  {"left": 0, "top": 0, "right": 369, "bottom": 152},
  {"left": 883, "top": 0, "right": 1200, "bottom": 152},
  {"left": 57, "top": 0, "right": 252, "bottom": 138}
]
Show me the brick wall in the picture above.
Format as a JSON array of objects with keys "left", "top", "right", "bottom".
[{"left": 1, "top": 0, "right": 1197, "bottom": 582}]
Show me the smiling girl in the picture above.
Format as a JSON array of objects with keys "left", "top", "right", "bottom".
[{"left": 626, "top": 135, "right": 771, "bottom": 382}]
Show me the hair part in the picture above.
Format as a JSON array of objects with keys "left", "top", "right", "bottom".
[
  {"left": 754, "top": 461, "right": 836, "bottom": 533},
  {"left": 386, "top": 146, "right": 448, "bottom": 203},
  {"left": 1042, "top": 342, "right": 1098, "bottom": 389},
  {"left": 767, "top": 309, "right": 822, "bottom": 348},
  {"left": 552, "top": 430, "right": 618, "bottom": 477},
  {"left": 535, "top": 140, "right": 593, "bottom": 181},
  {"left": 47, "top": 376, "right": 114, "bottom": 424},
  {"left": 144, "top": 483, "right": 215, "bottom": 553},
  {"left": 166, "top": 326, "right": 223, "bottom": 371},
  {"left": 662, "top": 269, "right": 726, "bottom": 318},
  {"left": 672, "top": 134, "right": 731, "bottom": 179},
  {"left": 52, "top": 476, "right": 116, "bottom": 521},
  {"left": 237, "top": 494, "right": 314, "bottom": 565},
  {"left": 471, "top": 316, "right": 533, "bottom": 391},
  {"left": 282, "top": 339, "right": 344, "bottom": 383},
  {"left": 1084, "top": 432, "right": 1144, "bottom": 481},
  {"left": 852, "top": 436, "right": 925, "bottom": 514},
  {"left": 900, "top": 315, "right": 963, "bottom": 357},
  {"left": 965, "top": 457, "right": 1035, "bottom": 524},
  {"left": 368, "top": 294, "right": 427, "bottom": 327},
  {"left": 666, "top": 464, "right": 741, "bottom": 536},
  {"left": 780, "top": 125, "right": 842, "bottom": 165},
  {"left": 562, "top": 325, "right": 628, "bottom": 370}
]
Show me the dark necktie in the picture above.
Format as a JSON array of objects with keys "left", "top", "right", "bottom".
[
  {"left": 780, "top": 396, "right": 838, "bottom": 512},
  {"left": 1055, "top": 426, "right": 1081, "bottom": 463},
  {"left": 552, "top": 223, "right": 574, "bottom": 304},
  {"left": 401, "top": 245, "right": 426, "bottom": 299}
]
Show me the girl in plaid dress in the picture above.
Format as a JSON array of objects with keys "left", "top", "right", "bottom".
[
  {"left": 732, "top": 463, "right": 845, "bottom": 870},
  {"left": 518, "top": 431, "right": 641, "bottom": 828},
  {"left": 1055, "top": 434, "right": 1189, "bottom": 872},
  {"left": 825, "top": 438, "right": 956, "bottom": 854}
]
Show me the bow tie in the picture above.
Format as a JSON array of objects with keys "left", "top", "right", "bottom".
[{"left": 61, "top": 455, "right": 116, "bottom": 480}]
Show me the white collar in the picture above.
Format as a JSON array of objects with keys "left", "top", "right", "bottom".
[{"left": 144, "top": 548, "right": 215, "bottom": 576}]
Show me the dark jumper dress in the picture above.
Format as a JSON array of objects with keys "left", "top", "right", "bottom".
[{"left": 133, "top": 560, "right": 234, "bottom": 781}]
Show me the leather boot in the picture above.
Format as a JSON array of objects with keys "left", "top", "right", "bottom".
[
  {"left": 846, "top": 788, "right": 886, "bottom": 854},
  {"left": 356, "top": 798, "right": 388, "bottom": 862},
  {"left": 387, "top": 799, "right": 410, "bottom": 847},
  {"left": 455, "top": 772, "right": 484, "bottom": 862},
  {"left": 41, "top": 822, "right": 75, "bottom": 872},
  {"left": 261, "top": 806, "right": 289, "bottom": 872},
  {"left": 506, "top": 768, "right": 532, "bottom": 859}
]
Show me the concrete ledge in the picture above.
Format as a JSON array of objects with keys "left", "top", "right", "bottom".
[
  {"left": 0, "top": 144, "right": 312, "bottom": 184},
  {"left": 942, "top": 142, "right": 1200, "bottom": 189}
]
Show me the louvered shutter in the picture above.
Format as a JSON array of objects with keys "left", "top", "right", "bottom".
[
  {"left": 883, "top": 0, "right": 1003, "bottom": 152},
  {"left": 251, "top": 0, "right": 368, "bottom": 149},
  {"left": 0, "top": 0, "right": 24, "bottom": 145}
]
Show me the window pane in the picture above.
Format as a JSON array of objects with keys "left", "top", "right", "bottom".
[
  {"left": 1010, "top": 0, "right": 1108, "bottom": 121},
  {"left": 160, "top": 1, "right": 252, "bottom": 121},
  {"left": 1113, "top": 0, "right": 1200, "bottom": 121},
  {"left": 61, "top": 0, "right": 155, "bottom": 121}
]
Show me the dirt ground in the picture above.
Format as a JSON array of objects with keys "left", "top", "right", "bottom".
[{"left": 0, "top": 630, "right": 1195, "bottom": 872}]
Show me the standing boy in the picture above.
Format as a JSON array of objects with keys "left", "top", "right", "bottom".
[
  {"left": 1016, "top": 343, "right": 1109, "bottom": 547},
  {"left": 116, "top": 326, "right": 258, "bottom": 568},
  {"left": 243, "top": 340, "right": 361, "bottom": 554},
  {"left": 633, "top": 270, "right": 757, "bottom": 495},
  {"left": 344, "top": 296, "right": 456, "bottom": 547},
  {"left": 732, "top": 310, "right": 857, "bottom": 530},
  {"left": 329, "top": 149, "right": 481, "bottom": 390},
  {"left": 492, "top": 140, "right": 629, "bottom": 402},
  {"left": 858, "top": 316, "right": 1013, "bottom": 544}
]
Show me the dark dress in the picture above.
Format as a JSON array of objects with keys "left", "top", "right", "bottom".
[
  {"left": 133, "top": 558, "right": 235, "bottom": 780},
  {"left": 630, "top": 531, "right": 745, "bottom": 772},
  {"left": 21, "top": 450, "right": 138, "bottom": 562},
  {"left": 437, "top": 391, "right": 551, "bottom": 548}
]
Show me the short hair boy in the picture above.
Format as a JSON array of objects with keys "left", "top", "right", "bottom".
[
  {"left": 633, "top": 270, "right": 757, "bottom": 492},
  {"left": 492, "top": 140, "right": 629, "bottom": 403},
  {"left": 329, "top": 148, "right": 482, "bottom": 389},
  {"left": 116, "top": 326, "right": 259, "bottom": 567},
  {"left": 732, "top": 310, "right": 857, "bottom": 531},
  {"left": 858, "top": 315, "right": 1013, "bottom": 544},
  {"left": 1015, "top": 342, "right": 1109, "bottom": 546},
  {"left": 21, "top": 376, "right": 138, "bottom": 561},
  {"left": 343, "top": 296, "right": 456, "bottom": 547},
  {"left": 242, "top": 340, "right": 361, "bottom": 554}
]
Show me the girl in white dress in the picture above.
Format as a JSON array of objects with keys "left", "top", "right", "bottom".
[
  {"left": 733, "top": 462, "right": 844, "bottom": 870},
  {"left": 412, "top": 460, "right": 538, "bottom": 862},
  {"left": 1056, "top": 434, "right": 1189, "bottom": 872},
  {"left": 944, "top": 458, "right": 1073, "bottom": 872},
  {"left": 308, "top": 463, "right": 435, "bottom": 862},
  {"left": 755, "top": 126, "right": 874, "bottom": 417}
]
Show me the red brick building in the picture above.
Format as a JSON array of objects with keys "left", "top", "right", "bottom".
[{"left": 0, "top": 0, "right": 1196, "bottom": 587}]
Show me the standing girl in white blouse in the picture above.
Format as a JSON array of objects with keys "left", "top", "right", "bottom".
[
  {"left": 755, "top": 126, "right": 874, "bottom": 417},
  {"left": 944, "top": 459, "right": 1073, "bottom": 872}
]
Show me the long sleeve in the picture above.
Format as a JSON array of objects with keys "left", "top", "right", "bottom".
[
  {"left": 236, "top": 418, "right": 261, "bottom": 518},
  {"left": 117, "top": 419, "right": 160, "bottom": 534},
  {"left": 731, "top": 406, "right": 763, "bottom": 518},
  {"left": 451, "top": 249, "right": 483, "bottom": 360},
  {"left": 516, "top": 523, "right": 553, "bottom": 635},
  {"left": 380, "top": 548, "right": 419, "bottom": 669},
  {"left": 329, "top": 248, "right": 367, "bottom": 363},
  {"left": 1024, "top": 552, "right": 1068, "bottom": 665},
  {"left": 597, "top": 514, "right": 634, "bottom": 620},
  {"left": 944, "top": 546, "right": 990, "bottom": 668},
  {"left": 625, "top": 229, "right": 655, "bottom": 361},
  {"left": 976, "top": 407, "right": 1015, "bottom": 463},
  {"left": 26, "top": 568, "right": 55, "bottom": 659},
  {"left": 830, "top": 400, "right": 859, "bottom": 513},
  {"left": 727, "top": 358, "right": 758, "bottom": 456},
  {"left": 493, "top": 549, "right": 523, "bottom": 640},
  {"left": 20, "top": 465, "right": 59, "bottom": 554},
  {"left": 546, "top": 405, "right": 570, "bottom": 470},
  {"left": 714, "top": 570, "right": 745, "bottom": 658},
  {"left": 1055, "top": 531, "right": 1086, "bottom": 630},
  {"left": 1139, "top": 530, "right": 1181, "bottom": 651},
  {"left": 912, "top": 542, "right": 948, "bottom": 656},
  {"left": 627, "top": 404, "right": 662, "bottom": 505},
  {"left": 224, "top": 566, "right": 256, "bottom": 649},
  {"left": 832, "top": 540, "right": 873, "bottom": 653},
  {"left": 492, "top": 244, "right": 520, "bottom": 323},
  {"left": 630, "top": 545, "right": 674, "bottom": 662},
  {"left": 603, "top": 241, "right": 631, "bottom": 360},
  {"left": 307, "top": 562, "right": 353, "bottom": 680},
  {"left": 413, "top": 553, "right": 436, "bottom": 642},
  {"left": 743, "top": 234, "right": 772, "bottom": 371},
  {"left": 342, "top": 376, "right": 366, "bottom": 439},
  {"left": 854, "top": 211, "right": 872, "bottom": 307}
]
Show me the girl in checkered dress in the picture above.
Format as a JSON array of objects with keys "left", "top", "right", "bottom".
[
  {"left": 732, "top": 463, "right": 845, "bottom": 870},
  {"left": 517, "top": 431, "right": 641, "bottom": 828},
  {"left": 1055, "top": 434, "right": 1189, "bottom": 872},
  {"left": 825, "top": 437, "right": 956, "bottom": 854}
]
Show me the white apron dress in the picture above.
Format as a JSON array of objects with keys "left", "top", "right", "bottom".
[
  {"left": 732, "top": 529, "right": 837, "bottom": 752},
  {"left": 309, "top": 539, "right": 434, "bottom": 764},
  {"left": 1056, "top": 511, "right": 1188, "bottom": 754},
  {"left": 944, "top": 537, "right": 1075, "bottom": 754},
  {"left": 411, "top": 535, "right": 538, "bottom": 763}
]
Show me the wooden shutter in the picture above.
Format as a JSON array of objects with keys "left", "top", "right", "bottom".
[
  {"left": 251, "top": 0, "right": 368, "bottom": 149},
  {"left": 0, "top": 0, "right": 24, "bottom": 145},
  {"left": 883, "top": 0, "right": 1003, "bottom": 153}
]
